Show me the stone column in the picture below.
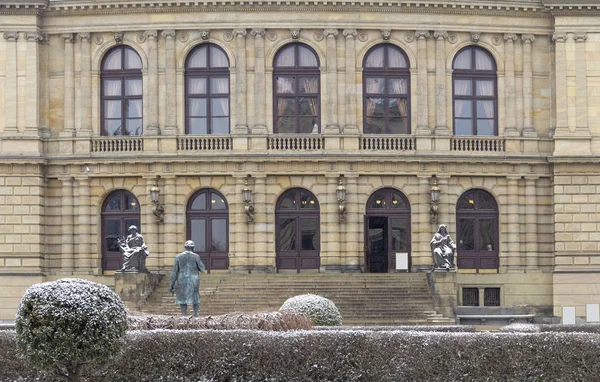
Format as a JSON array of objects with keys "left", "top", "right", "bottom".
[
  {"left": 143, "top": 177, "right": 159, "bottom": 270},
  {"left": 416, "top": 31, "right": 431, "bottom": 135},
  {"left": 506, "top": 176, "right": 521, "bottom": 270},
  {"left": 416, "top": 175, "right": 431, "bottom": 270},
  {"left": 3, "top": 32, "right": 18, "bottom": 134},
  {"left": 232, "top": 175, "right": 249, "bottom": 272},
  {"left": 251, "top": 29, "right": 267, "bottom": 134},
  {"left": 574, "top": 33, "right": 590, "bottom": 136},
  {"left": 60, "top": 177, "right": 74, "bottom": 273},
  {"left": 521, "top": 34, "right": 536, "bottom": 137},
  {"left": 433, "top": 31, "right": 449, "bottom": 135},
  {"left": 345, "top": 175, "right": 361, "bottom": 271},
  {"left": 503, "top": 34, "right": 518, "bottom": 136},
  {"left": 252, "top": 175, "right": 268, "bottom": 272},
  {"left": 343, "top": 29, "right": 358, "bottom": 133},
  {"left": 24, "top": 32, "right": 40, "bottom": 136},
  {"left": 143, "top": 31, "right": 159, "bottom": 135},
  {"left": 163, "top": 176, "right": 177, "bottom": 269},
  {"left": 324, "top": 175, "right": 341, "bottom": 271},
  {"left": 524, "top": 176, "right": 539, "bottom": 270},
  {"left": 324, "top": 29, "right": 339, "bottom": 133},
  {"left": 76, "top": 177, "right": 91, "bottom": 271},
  {"left": 61, "top": 34, "right": 76, "bottom": 137},
  {"left": 515, "top": 37, "right": 524, "bottom": 135},
  {"left": 552, "top": 33, "right": 568, "bottom": 136},
  {"left": 77, "top": 33, "right": 92, "bottom": 137},
  {"left": 233, "top": 29, "right": 248, "bottom": 133},
  {"left": 162, "top": 30, "right": 177, "bottom": 135}
]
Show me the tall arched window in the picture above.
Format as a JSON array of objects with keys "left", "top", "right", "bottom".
[
  {"left": 101, "top": 190, "right": 140, "bottom": 271},
  {"left": 363, "top": 44, "right": 410, "bottom": 134},
  {"left": 275, "top": 188, "right": 320, "bottom": 271},
  {"left": 452, "top": 46, "right": 497, "bottom": 136},
  {"left": 273, "top": 43, "right": 320, "bottom": 134},
  {"left": 456, "top": 189, "right": 499, "bottom": 270},
  {"left": 186, "top": 189, "right": 229, "bottom": 272},
  {"left": 101, "top": 46, "right": 143, "bottom": 136},
  {"left": 185, "top": 44, "right": 230, "bottom": 134}
]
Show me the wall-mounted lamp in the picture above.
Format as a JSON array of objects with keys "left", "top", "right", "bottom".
[
  {"left": 242, "top": 176, "right": 254, "bottom": 223},
  {"left": 150, "top": 179, "right": 164, "bottom": 223},
  {"left": 430, "top": 176, "right": 440, "bottom": 224},
  {"left": 336, "top": 176, "right": 347, "bottom": 223}
]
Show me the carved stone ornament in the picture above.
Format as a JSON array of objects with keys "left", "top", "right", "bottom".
[
  {"left": 24, "top": 32, "right": 41, "bottom": 42},
  {"left": 199, "top": 29, "right": 210, "bottom": 41},
  {"left": 161, "top": 30, "right": 176, "bottom": 39},
  {"left": 114, "top": 32, "right": 124, "bottom": 45},
  {"left": 404, "top": 32, "right": 414, "bottom": 43},
  {"left": 470, "top": 32, "right": 481, "bottom": 43},
  {"left": 290, "top": 29, "right": 301, "bottom": 40},
  {"left": 433, "top": 30, "right": 448, "bottom": 40},
  {"left": 60, "top": 33, "right": 74, "bottom": 43},
  {"left": 136, "top": 33, "right": 146, "bottom": 44},
  {"left": 573, "top": 32, "right": 587, "bottom": 42},
  {"left": 447, "top": 34, "right": 458, "bottom": 44},
  {"left": 77, "top": 33, "right": 91, "bottom": 42},
  {"left": 251, "top": 29, "right": 265, "bottom": 38},
  {"left": 521, "top": 34, "right": 535, "bottom": 44},
  {"left": 3, "top": 31, "right": 19, "bottom": 41},
  {"left": 552, "top": 33, "right": 567, "bottom": 43},
  {"left": 314, "top": 31, "right": 324, "bottom": 41},
  {"left": 233, "top": 29, "right": 247, "bottom": 38},
  {"left": 143, "top": 30, "right": 158, "bottom": 41},
  {"left": 223, "top": 30, "right": 234, "bottom": 42},
  {"left": 381, "top": 29, "right": 391, "bottom": 40},
  {"left": 267, "top": 31, "right": 278, "bottom": 42},
  {"left": 94, "top": 34, "right": 104, "bottom": 45},
  {"left": 39, "top": 33, "right": 49, "bottom": 44},
  {"left": 178, "top": 31, "right": 189, "bottom": 43},
  {"left": 343, "top": 29, "right": 357, "bottom": 38},
  {"left": 324, "top": 29, "right": 338, "bottom": 38},
  {"left": 415, "top": 30, "right": 430, "bottom": 40},
  {"left": 491, "top": 35, "right": 502, "bottom": 45},
  {"left": 358, "top": 31, "right": 369, "bottom": 42},
  {"left": 504, "top": 33, "right": 518, "bottom": 42}
]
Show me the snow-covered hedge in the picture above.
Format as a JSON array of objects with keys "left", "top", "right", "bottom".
[
  {"left": 315, "top": 325, "right": 475, "bottom": 332},
  {"left": 3, "top": 329, "right": 600, "bottom": 381},
  {"left": 280, "top": 294, "right": 342, "bottom": 326},
  {"left": 15, "top": 278, "right": 127, "bottom": 381},
  {"left": 502, "top": 322, "right": 600, "bottom": 333}
]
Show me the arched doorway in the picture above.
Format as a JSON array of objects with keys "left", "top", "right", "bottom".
[
  {"left": 186, "top": 189, "right": 229, "bottom": 272},
  {"left": 456, "top": 189, "right": 499, "bottom": 270},
  {"left": 365, "top": 189, "right": 411, "bottom": 272},
  {"left": 101, "top": 190, "right": 140, "bottom": 271},
  {"left": 275, "top": 188, "right": 320, "bottom": 272}
]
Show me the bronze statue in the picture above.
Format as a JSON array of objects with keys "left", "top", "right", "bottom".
[
  {"left": 430, "top": 224, "right": 456, "bottom": 270},
  {"left": 117, "top": 225, "right": 149, "bottom": 272},
  {"left": 169, "top": 240, "right": 206, "bottom": 317}
]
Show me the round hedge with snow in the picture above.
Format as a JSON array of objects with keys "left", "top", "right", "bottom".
[
  {"left": 280, "top": 294, "right": 342, "bottom": 326},
  {"left": 16, "top": 278, "right": 128, "bottom": 379}
]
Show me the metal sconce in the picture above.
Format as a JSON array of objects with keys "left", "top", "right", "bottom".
[
  {"left": 336, "top": 176, "right": 347, "bottom": 223},
  {"left": 430, "top": 176, "right": 440, "bottom": 224},
  {"left": 150, "top": 179, "right": 165, "bottom": 223},
  {"left": 242, "top": 176, "right": 254, "bottom": 223}
]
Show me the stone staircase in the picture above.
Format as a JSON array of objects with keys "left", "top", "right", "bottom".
[{"left": 141, "top": 273, "right": 455, "bottom": 326}]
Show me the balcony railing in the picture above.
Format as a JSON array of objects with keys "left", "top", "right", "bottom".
[
  {"left": 359, "top": 136, "right": 416, "bottom": 151},
  {"left": 450, "top": 137, "right": 505, "bottom": 152},
  {"left": 178, "top": 136, "right": 232, "bottom": 151},
  {"left": 267, "top": 136, "right": 325, "bottom": 151},
  {"left": 91, "top": 137, "right": 143, "bottom": 153}
]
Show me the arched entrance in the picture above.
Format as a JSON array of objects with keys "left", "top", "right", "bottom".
[
  {"left": 186, "top": 189, "right": 229, "bottom": 272},
  {"left": 456, "top": 189, "right": 499, "bottom": 270},
  {"left": 275, "top": 188, "right": 320, "bottom": 272},
  {"left": 101, "top": 190, "right": 140, "bottom": 271},
  {"left": 365, "top": 189, "right": 411, "bottom": 272}
]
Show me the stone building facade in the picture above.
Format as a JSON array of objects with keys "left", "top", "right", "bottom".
[{"left": 0, "top": 0, "right": 598, "bottom": 321}]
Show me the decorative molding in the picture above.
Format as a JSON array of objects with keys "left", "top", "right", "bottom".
[
  {"left": 114, "top": 31, "right": 123, "bottom": 45},
  {"left": 573, "top": 32, "right": 587, "bottom": 42},
  {"left": 323, "top": 29, "right": 338, "bottom": 38},
  {"left": 251, "top": 29, "right": 265, "bottom": 38},
  {"left": 39, "top": 33, "right": 49, "bottom": 44},
  {"left": 358, "top": 31, "right": 369, "bottom": 42},
  {"left": 266, "top": 31, "right": 278, "bottom": 42},
  {"left": 143, "top": 30, "right": 158, "bottom": 40},
  {"left": 447, "top": 33, "right": 458, "bottom": 44},
  {"left": 290, "top": 28, "right": 301, "bottom": 40},
  {"left": 415, "top": 30, "right": 430, "bottom": 40},
  {"left": 24, "top": 32, "right": 41, "bottom": 42},
  {"left": 3, "top": 31, "right": 19, "bottom": 41},
  {"left": 503, "top": 33, "right": 518, "bottom": 42},
  {"left": 136, "top": 33, "right": 146, "bottom": 43},
  {"left": 521, "top": 34, "right": 535, "bottom": 43},
  {"left": 161, "top": 29, "right": 176, "bottom": 39},
  {"left": 381, "top": 29, "right": 391, "bottom": 40},
  {"left": 178, "top": 31, "right": 189, "bottom": 43},
  {"left": 60, "top": 33, "right": 74, "bottom": 43},
  {"left": 77, "top": 32, "right": 91, "bottom": 42},
  {"left": 93, "top": 33, "right": 104, "bottom": 45},
  {"left": 433, "top": 30, "right": 448, "bottom": 40},
  {"left": 199, "top": 29, "right": 210, "bottom": 40},
  {"left": 314, "top": 31, "right": 324, "bottom": 42},
  {"left": 223, "top": 30, "right": 234, "bottom": 42},
  {"left": 491, "top": 35, "right": 502, "bottom": 45},
  {"left": 343, "top": 29, "right": 357, "bottom": 38},
  {"left": 233, "top": 29, "right": 247, "bottom": 38},
  {"left": 552, "top": 32, "right": 567, "bottom": 43},
  {"left": 470, "top": 32, "right": 481, "bottom": 43},
  {"left": 404, "top": 32, "right": 415, "bottom": 43}
]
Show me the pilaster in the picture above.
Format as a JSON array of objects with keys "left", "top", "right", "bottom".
[
  {"left": 324, "top": 29, "right": 339, "bottom": 134},
  {"left": 553, "top": 33, "right": 568, "bottom": 137},
  {"left": 324, "top": 175, "right": 341, "bottom": 272},
  {"left": 344, "top": 175, "right": 361, "bottom": 272},
  {"left": 231, "top": 175, "right": 249, "bottom": 273},
  {"left": 3, "top": 32, "right": 19, "bottom": 134},
  {"left": 506, "top": 176, "right": 522, "bottom": 271},
  {"left": 233, "top": 29, "right": 248, "bottom": 133},
  {"left": 415, "top": 175, "right": 432, "bottom": 271},
  {"left": 75, "top": 177, "right": 92, "bottom": 273},
  {"left": 415, "top": 31, "right": 431, "bottom": 136},
  {"left": 251, "top": 29, "right": 267, "bottom": 134},
  {"left": 77, "top": 33, "right": 92, "bottom": 137},
  {"left": 24, "top": 32, "right": 40, "bottom": 137},
  {"left": 433, "top": 31, "right": 449, "bottom": 135},
  {"left": 162, "top": 30, "right": 177, "bottom": 135},
  {"left": 59, "top": 176, "right": 74, "bottom": 273},
  {"left": 163, "top": 176, "right": 177, "bottom": 269},
  {"left": 60, "top": 33, "right": 76, "bottom": 138},
  {"left": 521, "top": 34, "right": 536, "bottom": 137},
  {"left": 503, "top": 33, "right": 518, "bottom": 136},
  {"left": 252, "top": 175, "right": 269, "bottom": 272},
  {"left": 144, "top": 30, "right": 160, "bottom": 135},
  {"left": 524, "top": 176, "right": 539, "bottom": 271},
  {"left": 343, "top": 29, "right": 358, "bottom": 134},
  {"left": 574, "top": 32, "right": 591, "bottom": 138},
  {"left": 143, "top": 177, "right": 159, "bottom": 270}
]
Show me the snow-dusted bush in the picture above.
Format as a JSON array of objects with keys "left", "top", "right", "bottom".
[
  {"left": 280, "top": 294, "right": 342, "bottom": 326},
  {"left": 315, "top": 325, "right": 475, "bottom": 332},
  {"left": 500, "top": 323, "right": 540, "bottom": 333},
  {"left": 15, "top": 278, "right": 127, "bottom": 381}
]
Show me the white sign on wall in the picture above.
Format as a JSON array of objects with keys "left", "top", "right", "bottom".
[
  {"left": 586, "top": 304, "right": 599, "bottom": 322},
  {"left": 563, "top": 307, "right": 576, "bottom": 325},
  {"left": 395, "top": 253, "right": 409, "bottom": 271}
]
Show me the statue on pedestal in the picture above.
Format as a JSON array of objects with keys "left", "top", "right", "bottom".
[
  {"left": 117, "top": 225, "right": 149, "bottom": 272},
  {"left": 169, "top": 240, "right": 206, "bottom": 317},
  {"left": 430, "top": 224, "right": 456, "bottom": 270}
]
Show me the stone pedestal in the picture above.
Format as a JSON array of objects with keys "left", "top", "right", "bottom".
[
  {"left": 426, "top": 270, "right": 457, "bottom": 319},
  {"left": 115, "top": 272, "right": 163, "bottom": 311}
]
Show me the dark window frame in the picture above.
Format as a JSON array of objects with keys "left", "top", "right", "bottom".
[
  {"left": 362, "top": 44, "right": 411, "bottom": 135},
  {"left": 101, "top": 190, "right": 141, "bottom": 271},
  {"left": 452, "top": 46, "right": 498, "bottom": 136},
  {"left": 185, "top": 43, "right": 231, "bottom": 135},
  {"left": 273, "top": 43, "right": 321, "bottom": 134},
  {"left": 100, "top": 45, "right": 143, "bottom": 136}
]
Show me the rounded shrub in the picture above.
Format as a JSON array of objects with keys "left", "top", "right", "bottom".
[
  {"left": 280, "top": 294, "right": 342, "bottom": 326},
  {"left": 15, "top": 278, "right": 128, "bottom": 381}
]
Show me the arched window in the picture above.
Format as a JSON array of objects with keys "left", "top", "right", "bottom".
[
  {"left": 185, "top": 44, "right": 230, "bottom": 134},
  {"left": 101, "top": 190, "right": 140, "bottom": 271},
  {"left": 101, "top": 46, "right": 143, "bottom": 136},
  {"left": 365, "top": 189, "right": 411, "bottom": 272},
  {"left": 363, "top": 44, "right": 410, "bottom": 134},
  {"left": 456, "top": 189, "right": 499, "bottom": 270},
  {"left": 186, "top": 189, "right": 229, "bottom": 272},
  {"left": 275, "top": 188, "right": 320, "bottom": 271},
  {"left": 273, "top": 43, "right": 320, "bottom": 134},
  {"left": 452, "top": 46, "right": 497, "bottom": 136}
]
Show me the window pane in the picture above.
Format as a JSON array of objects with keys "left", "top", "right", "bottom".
[
  {"left": 125, "top": 79, "right": 142, "bottom": 96},
  {"left": 277, "top": 117, "right": 295, "bottom": 133},
  {"left": 210, "top": 78, "right": 229, "bottom": 94},
  {"left": 191, "top": 192, "right": 207, "bottom": 210},
  {"left": 391, "top": 218, "right": 408, "bottom": 251},
  {"left": 389, "top": 118, "right": 408, "bottom": 134},
  {"left": 211, "top": 118, "right": 229, "bottom": 134},
  {"left": 455, "top": 119, "right": 473, "bottom": 135},
  {"left": 300, "top": 117, "right": 317, "bottom": 134},
  {"left": 210, "top": 193, "right": 227, "bottom": 210},
  {"left": 388, "top": 78, "right": 407, "bottom": 94},
  {"left": 391, "top": 193, "right": 406, "bottom": 209},
  {"left": 479, "top": 219, "right": 496, "bottom": 251},
  {"left": 279, "top": 218, "right": 296, "bottom": 250},
  {"left": 105, "top": 100, "right": 122, "bottom": 118},
  {"left": 301, "top": 218, "right": 318, "bottom": 251},
  {"left": 390, "top": 98, "right": 408, "bottom": 117},
  {"left": 366, "top": 117, "right": 385, "bottom": 134},
  {"left": 477, "top": 101, "right": 494, "bottom": 118},
  {"left": 299, "top": 98, "right": 318, "bottom": 116},
  {"left": 188, "top": 46, "right": 207, "bottom": 68},
  {"left": 189, "top": 118, "right": 207, "bottom": 134},
  {"left": 211, "top": 98, "right": 229, "bottom": 117},
  {"left": 366, "top": 98, "right": 384, "bottom": 117},
  {"left": 104, "top": 79, "right": 121, "bottom": 96},
  {"left": 191, "top": 219, "right": 206, "bottom": 252},
  {"left": 279, "top": 194, "right": 295, "bottom": 209},
  {"left": 126, "top": 119, "right": 143, "bottom": 136},
  {"left": 105, "top": 220, "right": 121, "bottom": 252},
  {"left": 458, "top": 219, "right": 475, "bottom": 251},
  {"left": 477, "top": 119, "right": 494, "bottom": 136},
  {"left": 458, "top": 193, "right": 476, "bottom": 210},
  {"left": 454, "top": 50, "right": 472, "bottom": 70},
  {"left": 299, "top": 77, "right": 318, "bottom": 94},
  {"left": 277, "top": 98, "right": 295, "bottom": 116},
  {"left": 298, "top": 46, "right": 318, "bottom": 67},
  {"left": 104, "top": 120, "right": 122, "bottom": 136},
  {"left": 125, "top": 48, "right": 142, "bottom": 70},
  {"left": 475, "top": 49, "right": 494, "bottom": 70},
  {"left": 454, "top": 79, "right": 472, "bottom": 96},
  {"left": 388, "top": 48, "right": 407, "bottom": 68},
  {"left": 455, "top": 100, "right": 472, "bottom": 118},
  {"left": 276, "top": 77, "right": 295, "bottom": 94},
  {"left": 370, "top": 196, "right": 385, "bottom": 209},
  {"left": 104, "top": 193, "right": 121, "bottom": 211},
  {"left": 125, "top": 194, "right": 139, "bottom": 210},
  {"left": 365, "top": 78, "right": 385, "bottom": 94},
  {"left": 479, "top": 192, "right": 496, "bottom": 210},
  {"left": 275, "top": 46, "right": 295, "bottom": 67},
  {"left": 189, "top": 99, "right": 207, "bottom": 117},
  {"left": 103, "top": 49, "right": 122, "bottom": 70},
  {"left": 127, "top": 100, "right": 142, "bottom": 118},
  {"left": 476, "top": 80, "right": 494, "bottom": 96},
  {"left": 210, "top": 47, "right": 229, "bottom": 68},
  {"left": 188, "top": 78, "right": 207, "bottom": 94},
  {"left": 365, "top": 47, "right": 384, "bottom": 68},
  {"left": 211, "top": 218, "right": 227, "bottom": 251},
  {"left": 300, "top": 193, "right": 317, "bottom": 209}
]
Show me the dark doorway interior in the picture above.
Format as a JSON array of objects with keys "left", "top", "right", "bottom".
[{"left": 368, "top": 216, "right": 388, "bottom": 272}]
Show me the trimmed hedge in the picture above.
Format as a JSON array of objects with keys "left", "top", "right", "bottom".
[
  {"left": 3, "top": 329, "right": 600, "bottom": 381},
  {"left": 315, "top": 325, "right": 476, "bottom": 332},
  {"left": 280, "top": 294, "right": 342, "bottom": 326},
  {"left": 502, "top": 323, "right": 600, "bottom": 333}
]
